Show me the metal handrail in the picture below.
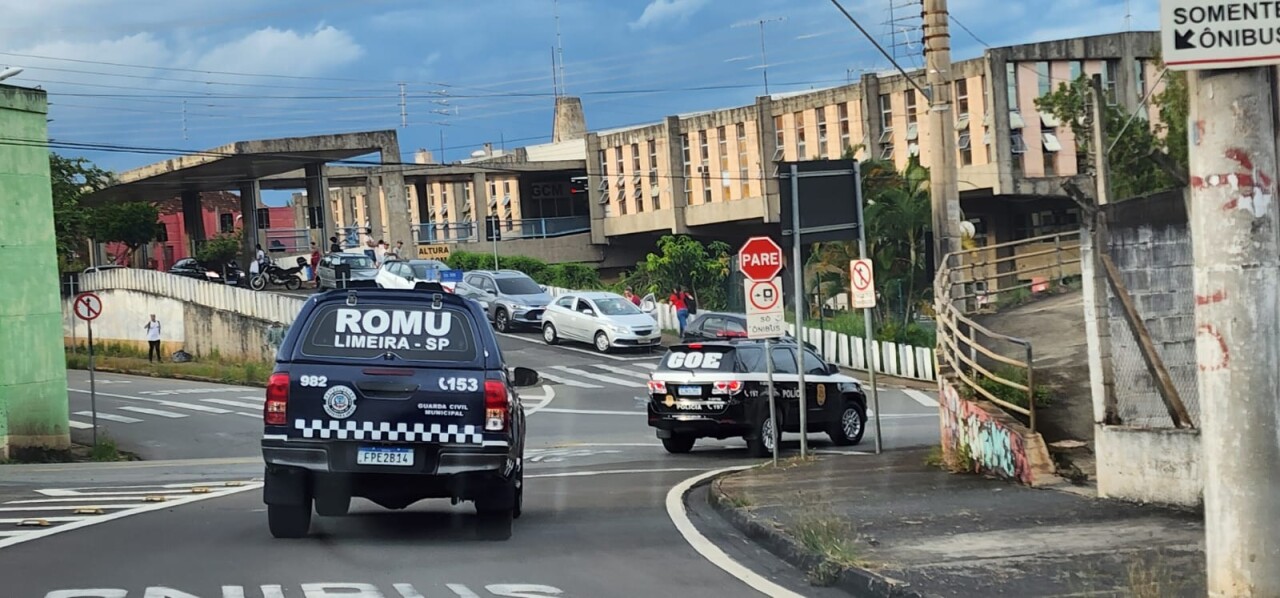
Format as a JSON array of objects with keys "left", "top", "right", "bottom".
[{"left": 932, "top": 231, "right": 1082, "bottom": 433}]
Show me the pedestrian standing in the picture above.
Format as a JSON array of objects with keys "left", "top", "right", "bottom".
[
  {"left": 375, "top": 239, "right": 388, "bottom": 265},
  {"left": 391, "top": 240, "right": 404, "bottom": 259},
  {"left": 329, "top": 236, "right": 341, "bottom": 253},
  {"left": 669, "top": 287, "right": 689, "bottom": 333},
  {"left": 309, "top": 242, "right": 321, "bottom": 289},
  {"left": 624, "top": 287, "right": 641, "bottom": 306},
  {"left": 143, "top": 314, "right": 162, "bottom": 363}
]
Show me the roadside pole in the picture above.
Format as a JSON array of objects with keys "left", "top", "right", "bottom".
[
  {"left": 788, "top": 163, "right": 809, "bottom": 459},
  {"left": 1187, "top": 66, "right": 1280, "bottom": 595},
  {"left": 88, "top": 319, "right": 97, "bottom": 447},
  {"left": 853, "top": 161, "right": 882, "bottom": 455},
  {"left": 765, "top": 337, "right": 778, "bottom": 466},
  {"left": 73, "top": 292, "right": 103, "bottom": 448},
  {"left": 741, "top": 238, "right": 786, "bottom": 465}
]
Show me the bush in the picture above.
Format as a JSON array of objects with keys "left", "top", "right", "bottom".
[
  {"left": 445, "top": 251, "right": 605, "bottom": 290},
  {"left": 792, "top": 310, "right": 937, "bottom": 347},
  {"left": 196, "top": 234, "right": 242, "bottom": 269},
  {"left": 975, "top": 365, "right": 1053, "bottom": 409}
]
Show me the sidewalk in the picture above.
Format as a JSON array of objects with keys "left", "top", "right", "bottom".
[{"left": 708, "top": 450, "right": 1204, "bottom": 597}]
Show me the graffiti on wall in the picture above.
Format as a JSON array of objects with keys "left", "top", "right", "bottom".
[{"left": 939, "top": 380, "right": 1034, "bottom": 485}]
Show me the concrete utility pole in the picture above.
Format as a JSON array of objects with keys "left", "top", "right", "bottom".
[
  {"left": 922, "top": 0, "right": 962, "bottom": 264},
  {"left": 1188, "top": 67, "right": 1280, "bottom": 596}
]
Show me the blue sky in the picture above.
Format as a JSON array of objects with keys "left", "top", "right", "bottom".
[{"left": 3, "top": 0, "right": 1158, "bottom": 204}]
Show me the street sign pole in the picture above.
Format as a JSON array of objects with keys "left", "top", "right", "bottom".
[
  {"left": 854, "top": 161, "right": 882, "bottom": 455},
  {"left": 788, "top": 163, "right": 808, "bottom": 459},
  {"left": 87, "top": 319, "right": 97, "bottom": 447},
  {"left": 765, "top": 337, "right": 778, "bottom": 467}
]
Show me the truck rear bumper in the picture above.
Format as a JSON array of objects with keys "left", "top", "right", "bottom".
[{"left": 262, "top": 439, "right": 513, "bottom": 475}]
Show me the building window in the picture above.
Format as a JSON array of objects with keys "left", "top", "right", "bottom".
[
  {"left": 905, "top": 90, "right": 918, "bottom": 125},
  {"left": 879, "top": 94, "right": 892, "bottom": 130},
  {"left": 682, "top": 134, "right": 692, "bottom": 204},
  {"left": 816, "top": 107, "right": 828, "bottom": 154},
  {"left": 1070, "top": 60, "right": 1083, "bottom": 82},
  {"left": 1134, "top": 58, "right": 1147, "bottom": 98},
  {"left": 699, "top": 130, "right": 709, "bottom": 163},
  {"left": 219, "top": 213, "right": 234, "bottom": 234},
  {"left": 717, "top": 126, "right": 729, "bottom": 189},
  {"left": 631, "top": 143, "right": 640, "bottom": 174},
  {"left": 1103, "top": 59, "right": 1119, "bottom": 105},
  {"left": 958, "top": 131, "right": 972, "bottom": 166},
  {"left": 774, "top": 115, "right": 784, "bottom": 156},
  {"left": 838, "top": 103, "right": 850, "bottom": 150},
  {"left": 648, "top": 139, "right": 658, "bottom": 187},
  {"left": 599, "top": 149, "right": 608, "bottom": 184},
  {"left": 1006, "top": 62, "right": 1019, "bottom": 110},
  {"left": 1018, "top": 209, "right": 1081, "bottom": 237},
  {"left": 503, "top": 180, "right": 510, "bottom": 194},
  {"left": 1036, "top": 61, "right": 1051, "bottom": 97},
  {"left": 1043, "top": 150, "right": 1057, "bottom": 176},
  {"left": 955, "top": 79, "right": 969, "bottom": 116},
  {"left": 737, "top": 122, "right": 750, "bottom": 198},
  {"left": 794, "top": 111, "right": 806, "bottom": 159},
  {"left": 615, "top": 149, "right": 624, "bottom": 182}
]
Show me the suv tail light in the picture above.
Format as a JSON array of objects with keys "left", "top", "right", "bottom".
[
  {"left": 485, "top": 379, "right": 509, "bottom": 432},
  {"left": 265, "top": 372, "right": 290, "bottom": 426},
  {"left": 647, "top": 380, "right": 667, "bottom": 394},
  {"left": 712, "top": 380, "right": 744, "bottom": 395}
]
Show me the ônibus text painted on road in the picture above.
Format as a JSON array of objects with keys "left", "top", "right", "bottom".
[{"left": 43, "top": 582, "right": 564, "bottom": 597}]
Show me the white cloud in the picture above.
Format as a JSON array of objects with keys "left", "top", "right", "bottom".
[
  {"left": 630, "top": 0, "right": 710, "bottom": 30},
  {"left": 194, "top": 25, "right": 364, "bottom": 77}
]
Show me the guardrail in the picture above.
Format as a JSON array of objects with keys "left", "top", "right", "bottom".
[
  {"left": 934, "top": 231, "right": 1082, "bottom": 431},
  {"left": 414, "top": 223, "right": 477, "bottom": 243},
  {"left": 500, "top": 216, "right": 591, "bottom": 239}
]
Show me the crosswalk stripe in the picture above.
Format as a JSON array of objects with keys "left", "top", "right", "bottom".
[
  {"left": 67, "top": 420, "right": 94, "bottom": 430},
  {"left": 235, "top": 412, "right": 260, "bottom": 418},
  {"left": 590, "top": 364, "right": 653, "bottom": 380},
  {"left": 5, "top": 496, "right": 173, "bottom": 504},
  {"left": 636, "top": 362, "right": 657, "bottom": 370},
  {"left": 73, "top": 411, "right": 141, "bottom": 424},
  {"left": 903, "top": 389, "right": 940, "bottom": 408},
  {"left": 0, "top": 517, "right": 87, "bottom": 524},
  {"left": 536, "top": 372, "right": 603, "bottom": 389},
  {"left": 0, "top": 504, "right": 146, "bottom": 512},
  {"left": 118, "top": 406, "right": 187, "bottom": 419},
  {"left": 157, "top": 402, "right": 231, "bottom": 414},
  {"left": 551, "top": 366, "right": 639, "bottom": 387},
  {"left": 203, "top": 398, "right": 262, "bottom": 410}
]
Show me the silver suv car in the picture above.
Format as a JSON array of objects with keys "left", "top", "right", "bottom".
[{"left": 457, "top": 270, "right": 554, "bottom": 333}]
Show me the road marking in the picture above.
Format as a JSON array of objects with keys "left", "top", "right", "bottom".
[
  {"left": 667, "top": 467, "right": 807, "bottom": 598},
  {"left": 0, "top": 517, "right": 87, "bottom": 524},
  {"left": 203, "top": 398, "right": 263, "bottom": 410},
  {"left": 157, "top": 402, "right": 232, "bottom": 414},
  {"left": 528, "top": 467, "right": 710, "bottom": 479},
  {"left": 523, "top": 385, "right": 556, "bottom": 416},
  {"left": 903, "top": 389, "right": 941, "bottom": 408},
  {"left": 235, "top": 412, "right": 260, "bottom": 418},
  {"left": 0, "top": 504, "right": 148, "bottom": 512},
  {"left": 537, "top": 407, "right": 643, "bottom": 416},
  {"left": 118, "top": 406, "right": 188, "bottom": 419},
  {"left": 0, "top": 482, "right": 262, "bottom": 550},
  {"left": 72, "top": 411, "right": 141, "bottom": 424},
  {"left": 5, "top": 496, "right": 178, "bottom": 504},
  {"left": 496, "top": 331, "right": 663, "bottom": 361},
  {"left": 589, "top": 364, "right": 654, "bottom": 380},
  {"left": 636, "top": 362, "right": 657, "bottom": 370},
  {"left": 550, "top": 365, "right": 639, "bottom": 387},
  {"left": 67, "top": 420, "right": 94, "bottom": 430},
  {"left": 536, "top": 372, "right": 603, "bottom": 389}
]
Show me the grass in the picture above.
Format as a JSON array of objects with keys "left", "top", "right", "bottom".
[
  {"left": 923, "top": 446, "right": 945, "bottom": 468},
  {"left": 3, "top": 435, "right": 135, "bottom": 464},
  {"left": 65, "top": 349, "right": 272, "bottom": 388},
  {"left": 89, "top": 437, "right": 122, "bottom": 462},
  {"left": 792, "top": 509, "right": 866, "bottom": 585},
  {"left": 973, "top": 365, "right": 1054, "bottom": 410},
  {"left": 723, "top": 492, "right": 754, "bottom": 509}
]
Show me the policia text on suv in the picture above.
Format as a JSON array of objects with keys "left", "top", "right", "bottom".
[
  {"left": 261, "top": 287, "right": 539, "bottom": 540},
  {"left": 646, "top": 340, "right": 868, "bottom": 456}
]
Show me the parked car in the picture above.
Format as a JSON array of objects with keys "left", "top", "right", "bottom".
[
  {"left": 169, "top": 258, "right": 242, "bottom": 285},
  {"left": 316, "top": 252, "right": 378, "bottom": 289},
  {"left": 541, "top": 291, "right": 662, "bottom": 353},
  {"left": 456, "top": 270, "right": 553, "bottom": 333},
  {"left": 82, "top": 265, "right": 126, "bottom": 275},
  {"left": 375, "top": 259, "right": 457, "bottom": 292},
  {"left": 681, "top": 311, "right": 819, "bottom": 351}
]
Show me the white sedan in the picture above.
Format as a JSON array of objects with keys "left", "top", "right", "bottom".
[
  {"left": 541, "top": 291, "right": 662, "bottom": 353},
  {"left": 374, "top": 259, "right": 457, "bottom": 292}
]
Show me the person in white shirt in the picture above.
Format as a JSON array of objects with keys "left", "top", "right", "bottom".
[{"left": 144, "top": 314, "right": 162, "bottom": 363}]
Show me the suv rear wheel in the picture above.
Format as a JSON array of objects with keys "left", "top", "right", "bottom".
[
  {"left": 746, "top": 407, "right": 781, "bottom": 458},
  {"left": 662, "top": 434, "right": 696, "bottom": 454},
  {"left": 268, "top": 499, "right": 312, "bottom": 539},
  {"left": 827, "top": 400, "right": 867, "bottom": 446}
]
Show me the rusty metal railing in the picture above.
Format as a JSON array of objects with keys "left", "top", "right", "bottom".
[{"left": 934, "top": 231, "right": 1083, "bottom": 432}]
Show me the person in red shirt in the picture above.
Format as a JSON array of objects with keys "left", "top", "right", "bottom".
[
  {"left": 669, "top": 287, "right": 690, "bottom": 333},
  {"left": 309, "top": 242, "right": 321, "bottom": 289},
  {"left": 624, "top": 287, "right": 642, "bottom": 306}
]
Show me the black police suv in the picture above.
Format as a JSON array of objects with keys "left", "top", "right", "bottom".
[
  {"left": 646, "top": 339, "right": 868, "bottom": 456},
  {"left": 261, "top": 287, "right": 539, "bottom": 540}
]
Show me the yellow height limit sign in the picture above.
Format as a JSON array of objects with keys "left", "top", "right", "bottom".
[
  {"left": 416, "top": 244, "right": 452, "bottom": 261},
  {"left": 850, "top": 259, "right": 876, "bottom": 309}
]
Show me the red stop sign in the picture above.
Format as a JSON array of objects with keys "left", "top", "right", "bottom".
[{"left": 738, "top": 236, "right": 784, "bottom": 281}]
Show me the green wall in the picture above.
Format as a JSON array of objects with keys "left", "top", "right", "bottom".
[{"left": 0, "top": 85, "right": 69, "bottom": 456}]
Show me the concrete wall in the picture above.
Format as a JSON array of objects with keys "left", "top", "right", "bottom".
[
  {"left": 1096, "top": 425, "right": 1202, "bottom": 507},
  {"left": 73, "top": 269, "right": 304, "bottom": 362},
  {"left": 938, "top": 378, "right": 1055, "bottom": 486},
  {"left": 0, "top": 84, "right": 69, "bottom": 456},
  {"left": 1083, "top": 190, "right": 1203, "bottom": 507},
  {"left": 487, "top": 232, "right": 604, "bottom": 264}
]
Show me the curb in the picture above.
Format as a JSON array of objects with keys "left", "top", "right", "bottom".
[
  {"left": 67, "top": 366, "right": 267, "bottom": 388},
  {"left": 706, "top": 472, "right": 929, "bottom": 598}
]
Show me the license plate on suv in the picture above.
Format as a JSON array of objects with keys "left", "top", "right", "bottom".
[
  {"left": 678, "top": 385, "right": 702, "bottom": 396},
  {"left": 357, "top": 446, "right": 414, "bottom": 466}
]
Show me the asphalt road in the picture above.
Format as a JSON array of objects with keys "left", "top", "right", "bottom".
[{"left": 6, "top": 329, "right": 942, "bottom": 597}]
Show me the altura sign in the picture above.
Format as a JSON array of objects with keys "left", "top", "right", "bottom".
[{"left": 1162, "top": 0, "right": 1280, "bottom": 70}]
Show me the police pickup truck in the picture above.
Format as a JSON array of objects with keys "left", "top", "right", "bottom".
[
  {"left": 646, "top": 339, "right": 868, "bottom": 456},
  {"left": 261, "top": 287, "right": 539, "bottom": 540}
]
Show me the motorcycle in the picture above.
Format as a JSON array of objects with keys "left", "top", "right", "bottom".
[{"left": 249, "top": 257, "right": 305, "bottom": 291}]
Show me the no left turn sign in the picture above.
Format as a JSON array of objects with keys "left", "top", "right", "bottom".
[{"left": 74, "top": 292, "right": 103, "bottom": 321}]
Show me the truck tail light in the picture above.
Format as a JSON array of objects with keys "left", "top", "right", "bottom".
[
  {"left": 647, "top": 380, "right": 667, "bottom": 394},
  {"left": 485, "top": 379, "right": 508, "bottom": 432},
  {"left": 265, "top": 372, "right": 290, "bottom": 426},
  {"left": 712, "top": 380, "right": 744, "bottom": 395}
]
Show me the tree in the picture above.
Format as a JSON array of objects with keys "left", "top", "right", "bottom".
[
  {"left": 195, "top": 233, "right": 242, "bottom": 270},
  {"left": 628, "top": 235, "right": 732, "bottom": 310},
  {"left": 1034, "top": 70, "right": 1185, "bottom": 200},
  {"left": 1152, "top": 66, "right": 1189, "bottom": 170},
  {"left": 91, "top": 202, "right": 161, "bottom": 265},
  {"left": 50, "top": 154, "right": 114, "bottom": 271}
]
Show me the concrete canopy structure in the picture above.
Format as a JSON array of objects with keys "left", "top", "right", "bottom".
[{"left": 84, "top": 130, "right": 409, "bottom": 268}]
